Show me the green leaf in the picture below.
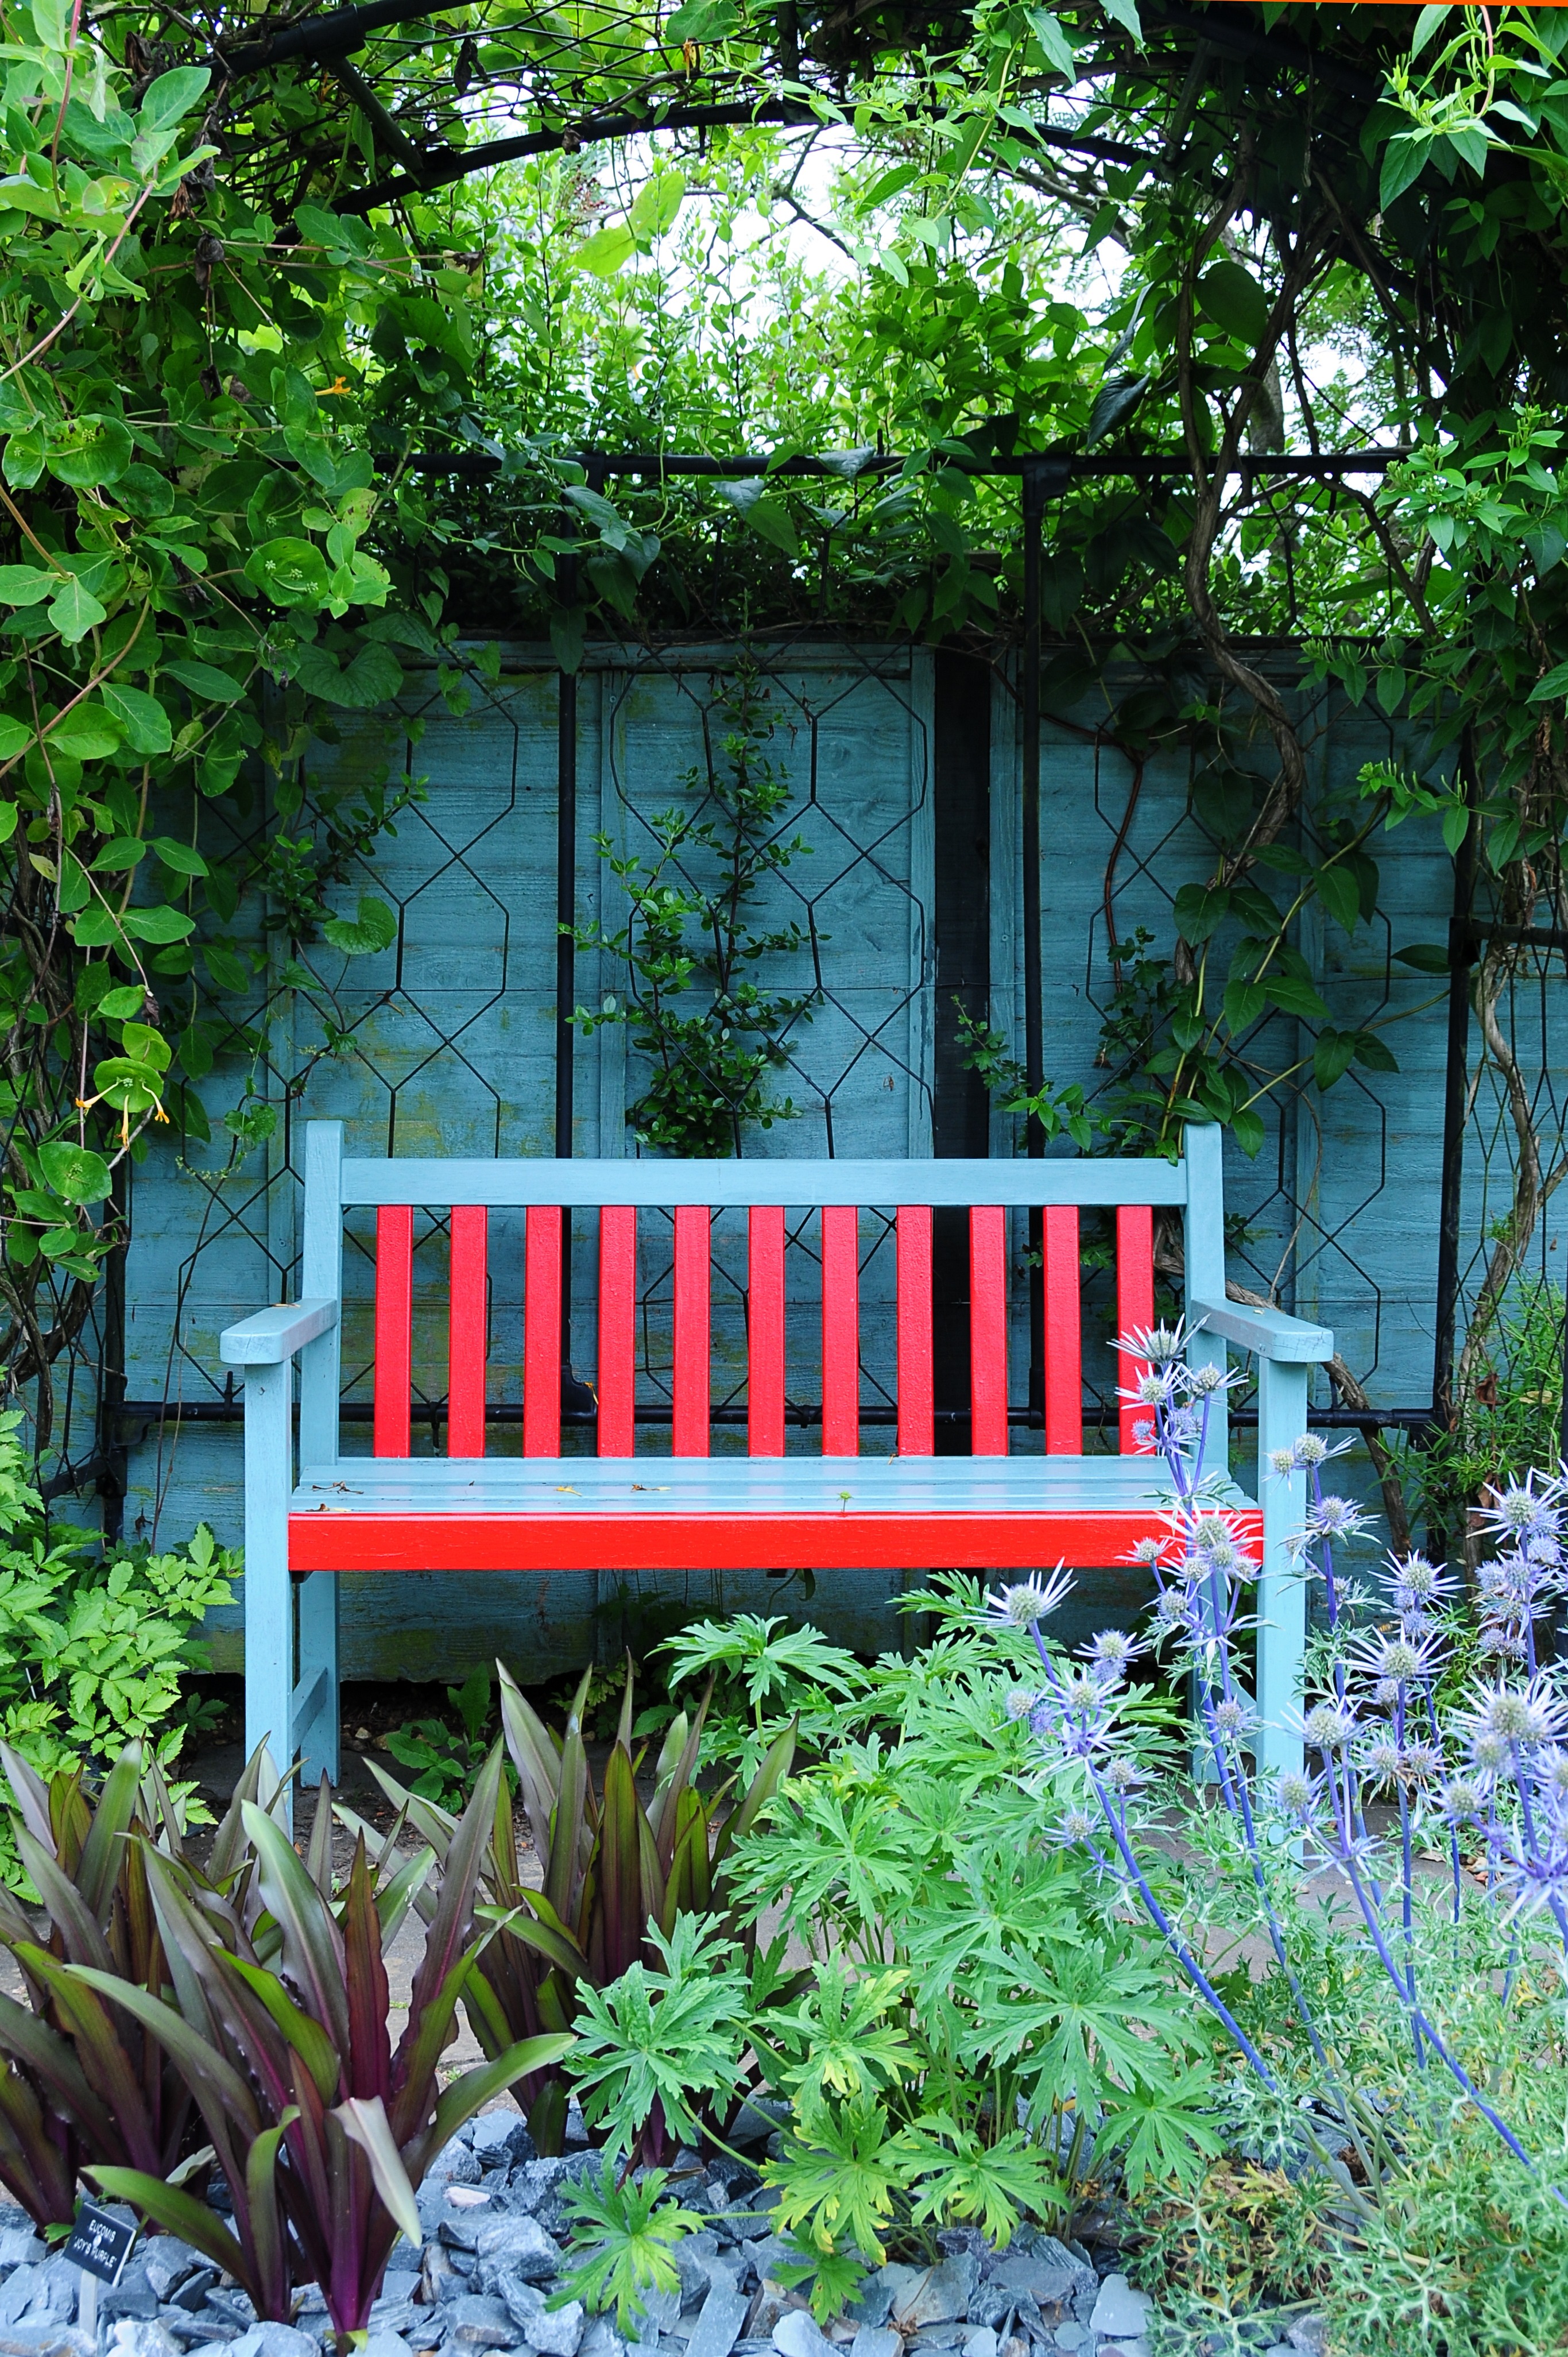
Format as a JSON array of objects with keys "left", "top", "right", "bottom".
[
  {"left": 1172, "top": 882, "right": 1230, "bottom": 943},
  {"left": 0, "top": 718, "right": 30, "bottom": 760},
  {"left": 46, "top": 415, "right": 133, "bottom": 489},
  {"left": 1024, "top": 5, "right": 1077, "bottom": 76},
  {"left": 1264, "top": 975, "right": 1329, "bottom": 1020},
  {"left": 1313, "top": 1028, "right": 1358, "bottom": 1091},
  {"left": 121, "top": 906, "right": 194, "bottom": 944},
  {"left": 87, "top": 2169, "right": 246, "bottom": 2282},
  {"left": 1197, "top": 260, "right": 1269, "bottom": 347},
  {"left": 52, "top": 704, "right": 123, "bottom": 760},
  {"left": 1380, "top": 130, "right": 1433, "bottom": 210},
  {"left": 338, "top": 2095, "right": 424, "bottom": 2244},
  {"left": 37, "top": 1142, "right": 110, "bottom": 1205},
  {"left": 137, "top": 66, "right": 211, "bottom": 135},
  {"left": 164, "top": 659, "right": 244, "bottom": 705},
  {"left": 1084, "top": 373, "right": 1149, "bottom": 450},
  {"left": 245, "top": 538, "right": 330, "bottom": 609},
  {"left": 1527, "top": 659, "right": 1568, "bottom": 702},
  {"left": 716, "top": 480, "right": 799, "bottom": 558},
  {"left": 323, "top": 895, "right": 397, "bottom": 956},
  {"left": 665, "top": 0, "right": 741, "bottom": 37},
  {"left": 1394, "top": 942, "right": 1450, "bottom": 973},
  {"left": 1352, "top": 1029, "right": 1399, "bottom": 1073},
  {"left": 2, "top": 430, "right": 44, "bottom": 489},
  {"left": 0, "top": 565, "right": 57, "bottom": 606},
  {"left": 103, "top": 683, "right": 172, "bottom": 755},
  {"left": 575, "top": 225, "right": 638, "bottom": 277},
  {"left": 49, "top": 576, "right": 109, "bottom": 644},
  {"left": 1314, "top": 865, "right": 1361, "bottom": 934},
  {"left": 1100, "top": 0, "right": 1142, "bottom": 40},
  {"left": 151, "top": 836, "right": 207, "bottom": 876},
  {"left": 1442, "top": 802, "right": 1472, "bottom": 856},
  {"left": 628, "top": 170, "right": 685, "bottom": 239}
]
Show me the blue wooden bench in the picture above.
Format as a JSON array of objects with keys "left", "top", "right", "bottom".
[{"left": 219, "top": 1120, "right": 1332, "bottom": 1809}]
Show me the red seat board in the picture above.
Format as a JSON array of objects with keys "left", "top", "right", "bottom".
[{"left": 289, "top": 1507, "right": 1263, "bottom": 1575}]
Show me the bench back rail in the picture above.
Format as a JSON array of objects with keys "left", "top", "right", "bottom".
[{"left": 299, "top": 1126, "right": 1200, "bottom": 1467}]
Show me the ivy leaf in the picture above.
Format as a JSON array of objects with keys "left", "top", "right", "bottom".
[
  {"left": 1172, "top": 882, "right": 1230, "bottom": 942},
  {"left": 38, "top": 1142, "right": 111, "bottom": 1205},
  {"left": 152, "top": 837, "right": 208, "bottom": 877},
  {"left": 1024, "top": 5, "right": 1077, "bottom": 77},
  {"left": 1264, "top": 975, "right": 1330, "bottom": 1020},
  {"left": 120, "top": 906, "right": 194, "bottom": 943},
  {"left": 323, "top": 895, "right": 398, "bottom": 956}
]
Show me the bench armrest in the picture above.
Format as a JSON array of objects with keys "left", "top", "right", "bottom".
[
  {"left": 220, "top": 1298, "right": 339, "bottom": 1367},
  {"left": 1188, "top": 1295, "right": 1333, "bottom": 1365}
]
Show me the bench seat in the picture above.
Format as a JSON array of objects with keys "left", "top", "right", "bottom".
[{"left": 288, "top": 1454, "right": 1261, "bottom": 1572}]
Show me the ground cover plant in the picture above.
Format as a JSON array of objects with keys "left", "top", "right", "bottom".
[{"left": 0, "top": 1413, "right": 233, "bottom": 1884}]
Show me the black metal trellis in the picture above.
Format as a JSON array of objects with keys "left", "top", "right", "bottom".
[{"left": 87, "top": 440, "right": 1499, "bottom": 1543}]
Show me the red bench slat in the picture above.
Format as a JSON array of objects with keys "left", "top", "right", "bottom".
[
  {"left": 969, "top": 1204, "right": 1009, "bottom": 1456},
  {"left": 448, "top": 1205, "right": 487, "bottom": 1459},
  {"left": 749, "top": 1206, "right": 786, "bottom": 1457},
  {"left": 820, "top": 1204, "right": 860, "bottom": 1457},
  {"left": 896, "top": 1204, "right": 934, "bottom": 1455},
  {"left": 1116, "top": 1203, "right": 1156, "bottom": 1455},
  {"left": 524, "top": 1205, "right": 562, "bottom": 1456},
  {"left": 374, "top": 1204, "right": 413, "bottom": 1459},
  {"left": 673, "top": 1204, "right": 710, "bottom": 1456},
  {"left": 1042, "top": 1203, "right": 1082, "bottom": 1454},
  {"left": 598, "top": 1205, "right": 637, "bottom": 1457}
]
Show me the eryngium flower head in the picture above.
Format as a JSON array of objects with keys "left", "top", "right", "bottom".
[
  {"left": 1055, "top": 1806, "right": 1097, "bottom": 1847},
  {"left": 1102, "top": 1752, "right": 1150, "bottom": 1796},
  {"left": 1211, "top": 1693, "right": 1257, "bottom": 1742},
  {"left": 1126, "top": 1535, "right": 1164, "bottom": 1568},
  {"left": 1004, "top": 1686, "right": 1042, "bottom": 1721},
  {"left": 1273, "top": 1767, "right": 1319, "bottom": 1821},
  {"left": 1388, "top": 1551, "right": 1457, "bottom": 1618},
  {"left": 1459, "top": 1676, "right": 1568, "bottom": 1756},
  {"left": 1082, "top": 1628, "right": 1145, "bottom": 1684},
  {"left": 1349, "top": 1628, "right": 1443, "bottom": 1688},
  {"left": 1358, "top": 1733, "right": 1405, "bottom": 1786},
  {"left": 1117, "top": 1320, "right": 1187, "bottom": 1367},
  {"left": 1300, "top": 1701, "right": 1359, "bottom": 1755},
  {"left": 1307, "top": 1496, "right": 1370, "bottom": 1543},
  {"left": 987, "top": 1567, "right": 1075, "bottom": 1628},
  {"left": 1434, "top": 1776, "right": 1486, "bottom": 1825}
]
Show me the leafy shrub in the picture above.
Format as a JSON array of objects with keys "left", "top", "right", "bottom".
[
  {"left": 555, "top": 2162, "right": 707, "bottom": 2332},
  {"left": 369, "top": 1656, "right": 796, "bottom": 2161},
  {"left": 0, "top": 1413, "right": 235, "bottom": 1881}
]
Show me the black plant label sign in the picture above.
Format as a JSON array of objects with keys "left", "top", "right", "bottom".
[{"left": 63, "top": 2204, "right": 137, "bottom": 2286}]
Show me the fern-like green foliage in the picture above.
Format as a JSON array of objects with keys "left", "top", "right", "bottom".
[
  {"left": 568, "top": 1916, "right": 752, "bottom": 2160},
  {"left": 555, "top": 2162, "right": 707, "bottom": 2332}
]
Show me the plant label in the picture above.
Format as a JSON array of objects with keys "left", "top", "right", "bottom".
[{"left": 63, "top": 2204, "right": 137, "bottom": 2286}]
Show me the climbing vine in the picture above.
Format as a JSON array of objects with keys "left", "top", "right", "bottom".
[{"left": 571, "top": 662, "right": 819, "bottom": 1158}]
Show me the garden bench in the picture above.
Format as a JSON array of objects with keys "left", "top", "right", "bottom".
[{"left": 219, "top": 1121, "right": 1332, "bottom": 1809}]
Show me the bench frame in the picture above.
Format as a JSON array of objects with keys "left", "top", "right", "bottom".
[{"left": 220, "top": 1122, "right": 1331, "bottom": 1808}]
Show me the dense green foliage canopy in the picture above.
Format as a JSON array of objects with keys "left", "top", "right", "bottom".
[{"left": 6, "top": 0, "right": 1568, "bottom": 1447}]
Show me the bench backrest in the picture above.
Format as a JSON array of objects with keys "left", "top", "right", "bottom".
[{"left": 295, "top": 1123, "right": 1226, "bottom": 1466}]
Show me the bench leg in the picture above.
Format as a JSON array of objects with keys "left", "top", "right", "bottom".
[
  {"left": 1256, "top": 1356, "right": 1307, "bottom": 1788},
  {"left": 295, "top": 1573, "right": 339, "bottom": 1796},
  {"left": 242, "top": 1360, "right": 295, "bottom": 1818}
]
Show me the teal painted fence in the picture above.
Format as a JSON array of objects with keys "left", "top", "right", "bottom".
[{"left": 111, "top": 644, "right": 1536, "bottom": 1680}]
